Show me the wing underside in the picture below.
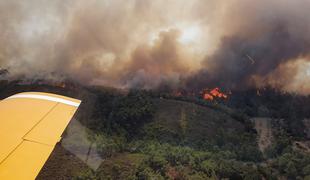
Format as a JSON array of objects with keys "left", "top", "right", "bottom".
[{"left": 0, "top": 92, "right": 81, "bottom": 180}]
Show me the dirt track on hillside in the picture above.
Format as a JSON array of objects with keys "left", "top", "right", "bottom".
[{"left": 253, "top": 118, "right": 273, "bottom": 153}]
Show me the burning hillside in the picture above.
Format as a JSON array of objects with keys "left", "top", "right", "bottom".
[
  {"left": 0, "top": 79, "right": 309, "bottom": 179},
  {"left": 170, "top": 87, "right": 229, "bottom": 102}
]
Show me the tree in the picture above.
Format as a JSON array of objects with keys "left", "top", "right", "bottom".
[
  {"left": 111, "top": 90, "right": 155, "bottom": 136},
  {"left": 303, "top": 165, "right": 310, "bottom": 176}
]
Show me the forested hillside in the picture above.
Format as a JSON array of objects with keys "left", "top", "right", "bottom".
[{"left": 0, "top": 80, "right": 309, "bottom": 179}]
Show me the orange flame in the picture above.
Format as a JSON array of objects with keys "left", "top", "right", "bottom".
[
  {"left": 202, "top": 87, "right": 228, "bottom": 101},
  {"left": 204, "top": 93, "right": 214, "bottom": 101}
]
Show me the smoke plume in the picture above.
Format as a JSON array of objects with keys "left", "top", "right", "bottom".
[
  {"left": 187, "top": 0, "right": 310, "bottom": 94},
  {"left": 0, "top": 0, "right": 309, "bottom": 94}
]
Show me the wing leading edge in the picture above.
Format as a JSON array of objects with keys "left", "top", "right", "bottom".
[{"left": 0, "top": 92, "right": 81, "bottom": 180}]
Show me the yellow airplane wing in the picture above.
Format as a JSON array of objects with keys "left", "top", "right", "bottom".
[{"left": 0, "top": 92, "right": 81, "bottom": 180}]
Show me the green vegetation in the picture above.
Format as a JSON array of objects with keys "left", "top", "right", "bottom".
[
  {"left": 76, "top": 142, "right": 264, "bottom": 179},
  {"left": 0, "top": 81, "right": 309, "bottom": 179},
  {"left": 74, "top": 87, "right": 309, "bottom": 179},
  {"left": 73, "top": 89, "right": 266, "bottom": 179},
  {"left": 86, "top": 89, "right": 155, "bottom": 138}
]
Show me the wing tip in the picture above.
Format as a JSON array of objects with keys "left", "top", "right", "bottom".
[{"left": 6, "top": 92, "right": 82, "bottom": 107}]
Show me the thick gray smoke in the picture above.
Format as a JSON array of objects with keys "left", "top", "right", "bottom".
[
  {"left": 0, "top": 0, "right": 309, "bottom": 94},
  {"left": 187, "top": 0, "right": 310, "bottom": 93}
]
